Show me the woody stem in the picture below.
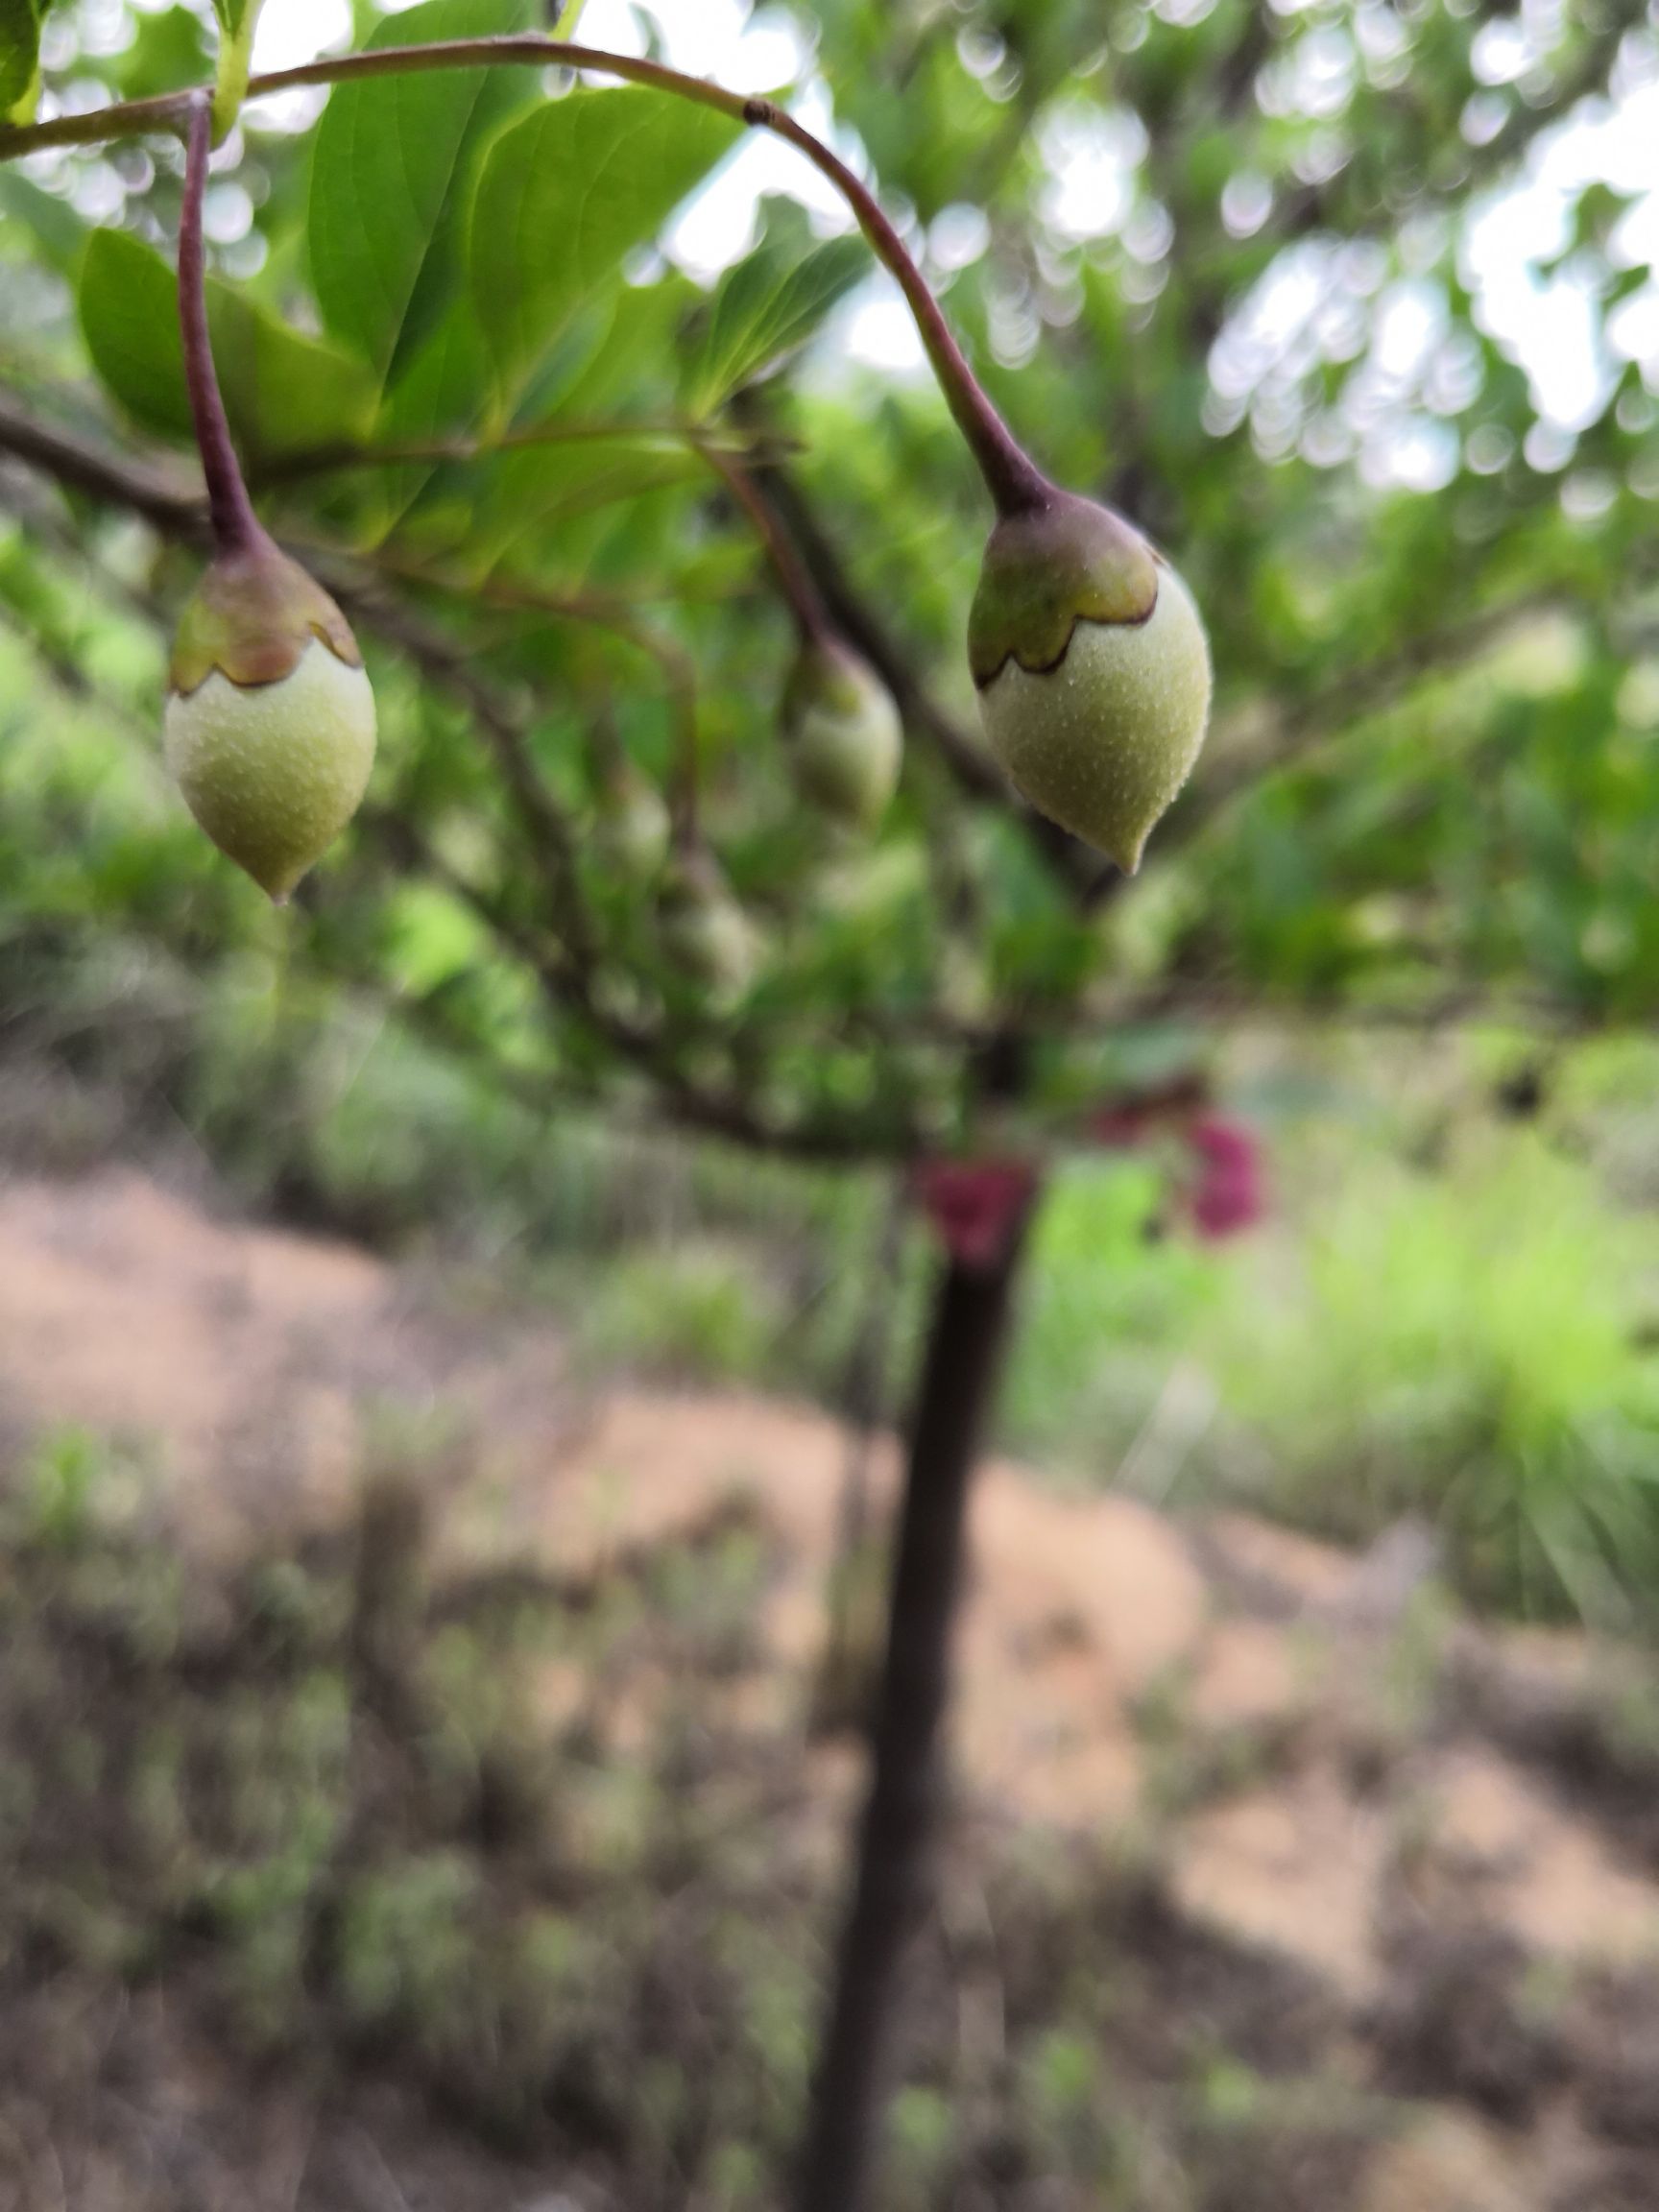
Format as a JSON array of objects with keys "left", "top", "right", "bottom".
[{"left": 696, "top": 439, "right": 834, "bottom": 645}]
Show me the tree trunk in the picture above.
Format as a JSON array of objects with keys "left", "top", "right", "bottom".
[
  {"left": 793, "top": 1213, "right": 1031, "bottom": 2212},
  {"left": 813, "top": 1185, "right": 907, "bottom": 1737}
]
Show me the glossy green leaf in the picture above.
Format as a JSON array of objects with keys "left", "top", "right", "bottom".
[
  {"left": 307, "top": 0, "right": 533, "bottom": 387},
  {"left": 684, "top": 226, "right": 869, "bottom": 416},
  {"left": 469, "top": 85, "right": 741, "bottom": 401},
  {"left": 478, "top": 436, "right": 703, "bottom": 553},
  {"left": 349, "top": 300, "right": 495, "bottom": 542},
  {"left": 78, "top": 228, "right": 376, "bottom": 464},
  {"left": 0, "top": 171, "right": 83, "bottom": 275},
  {"left": 115, "top": 4, "right": 210, "bottom": 102},
  {"left": 0, "top": 0, "right": 42, "bottom": 121}
]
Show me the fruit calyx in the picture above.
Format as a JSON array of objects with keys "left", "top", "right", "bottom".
[
  {"left": 169, "top": 528, "right": 363, "bottom": 698},
  {"left": 967, "top": 487, "right": 1159, "bottom": 689}
]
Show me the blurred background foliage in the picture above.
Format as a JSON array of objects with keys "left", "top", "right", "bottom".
[
  {"left": 0, "top": 0, "right": 1658, "bottom": 1628},
  {"left": 9, "top": 6, "right": 1659, "bottom": 2202}
]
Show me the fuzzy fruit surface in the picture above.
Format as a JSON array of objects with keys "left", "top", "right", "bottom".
[
  {"left": 782, "top": 640, "right": 902, "bottom": 830},
  {"left": 165, "top": 639, "right": 376, "bottom": 901},
  {"left": 978, "top": 563, "right": 1211, "bottom": 873}
]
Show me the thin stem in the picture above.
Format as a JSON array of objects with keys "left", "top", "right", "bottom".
[
  {"left": 695, "top": 436, "right": 832, "bottom": 645},
  {"left": 740, "top": 97, "right": 1048, "bottom": 516},
  {"left": 0, "top": 87, "right": 193, "bottom": 149},
  {"left": 257, "top": 417, "right": 790, "bottom": 487},
  {"left": 179, "top": 94, "right": 260, "bottom": 554},
  {"left": 4, "top": 36, "right": 1048, "bottom": 513}
]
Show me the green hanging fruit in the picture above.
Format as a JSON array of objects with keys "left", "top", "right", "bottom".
[
  {"left": 165, "top": 534, "right": 375, "bottom": 902},
  {"left": 591, "top": 761, "right": 672, "bottom": 882},
  {"left": 658, "top": 849, "right": 759, "bottom": 1004},
  {"left": 781, "top": 638, "right": 902, "bottom": 830},
  {"left": 968, "top": 491, "right": 1211, "bottom": 873}
]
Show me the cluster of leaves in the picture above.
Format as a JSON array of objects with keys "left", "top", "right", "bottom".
[{"left": 0, "top": 0, "right": 1655, "bottom": 1166}]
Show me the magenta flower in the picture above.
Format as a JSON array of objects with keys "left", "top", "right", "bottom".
[
  {"left": 911, "top": 1159, "right": 1039, "bottom": 1271},
  {"left": 1184, "top": 1117, "right": 1265, "bottom": 1240}
]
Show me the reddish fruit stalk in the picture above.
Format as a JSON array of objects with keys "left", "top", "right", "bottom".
[{"left": 179, "top": 93, "right": 260, "bottom": 557}]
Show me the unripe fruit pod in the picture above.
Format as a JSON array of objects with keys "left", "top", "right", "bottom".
[
  {"left": 781, "top": 639, "right": 902, "bottom": 831},
  {"left": 938, "top": 937, "right": 992, "bottom": 1025},
  {"left": 657, "top": 850, "right": 759, "bottom": 1006},
  {"left": 165, "top": 535, "right": 375, "bottom": 902},
  {"left": 969, "top": 492, "right": 1211, "bottom": 873},
  {"left": 591, "top": 763, "right": 671, "bottom": 882}
]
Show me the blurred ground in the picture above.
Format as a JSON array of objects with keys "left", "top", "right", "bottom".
[{"left": 6, "top": 1164, "right": 1659, "bottom": 2208}]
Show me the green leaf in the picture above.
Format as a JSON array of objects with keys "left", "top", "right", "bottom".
[
  {"left": 78, "top": 228, "right": 377, "bottom": 465},
  {"left": 307, "top": 0, "right": 534, "bottom": 389},
  {"left": 379, "top": 278, "right": 699, "bottom": 565},
  {"left": 115, "top": 4, "right": 210, "bottom": 103},
  {"left": 469, "top": 85, "right": 741, "bottom": 402},
  {"left": 0, "top": 171, "right": 84, "bottom": 276},
  {"left": 1, "top": 0, "right": 43, "bottom": 122},
  {"left": 352, "top": 300, "right": 494, "bottom": 540},
  {"left": 684, "top": 225, "right": 868, "bottom": 416},
  {"left": 468, "top": 436, "right": 703, "bottom": 566},
  {"left": 79, "top": 232, "right": 191, "bottom": 440}
]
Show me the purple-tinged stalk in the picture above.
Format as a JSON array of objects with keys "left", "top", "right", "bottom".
[
  {"left": 702, "top": 440, "right": 902, "bottom": 833},
  {"left": 165, "top": 94, "right": 375, "bottom": 902},
  {"left": 0, "top": 35, "right": 1212, "bottom": 865},
  {"left": 735, "top": 98, "right": 1211, "bottom": 871}
]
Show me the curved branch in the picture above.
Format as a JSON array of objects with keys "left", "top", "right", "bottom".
[
  {"left": 0, "top": 391, "right": 204, "bottom": 539},
  {"left": 0, "top": 35, "right": 1043, "bottom": 512},
  {"left": 693, "top": 436, "right": 833, "bottom": 646},
  {"left": 0, "top": 389, "right": 929, "bottom": 1161},
  {"left": 179, "top": 94, "right": 260, "bottom": 553}
]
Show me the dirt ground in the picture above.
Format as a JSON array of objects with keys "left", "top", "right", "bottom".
[{"left": 6, "top": 1163, "right": 1659, "bottom": 2209}]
